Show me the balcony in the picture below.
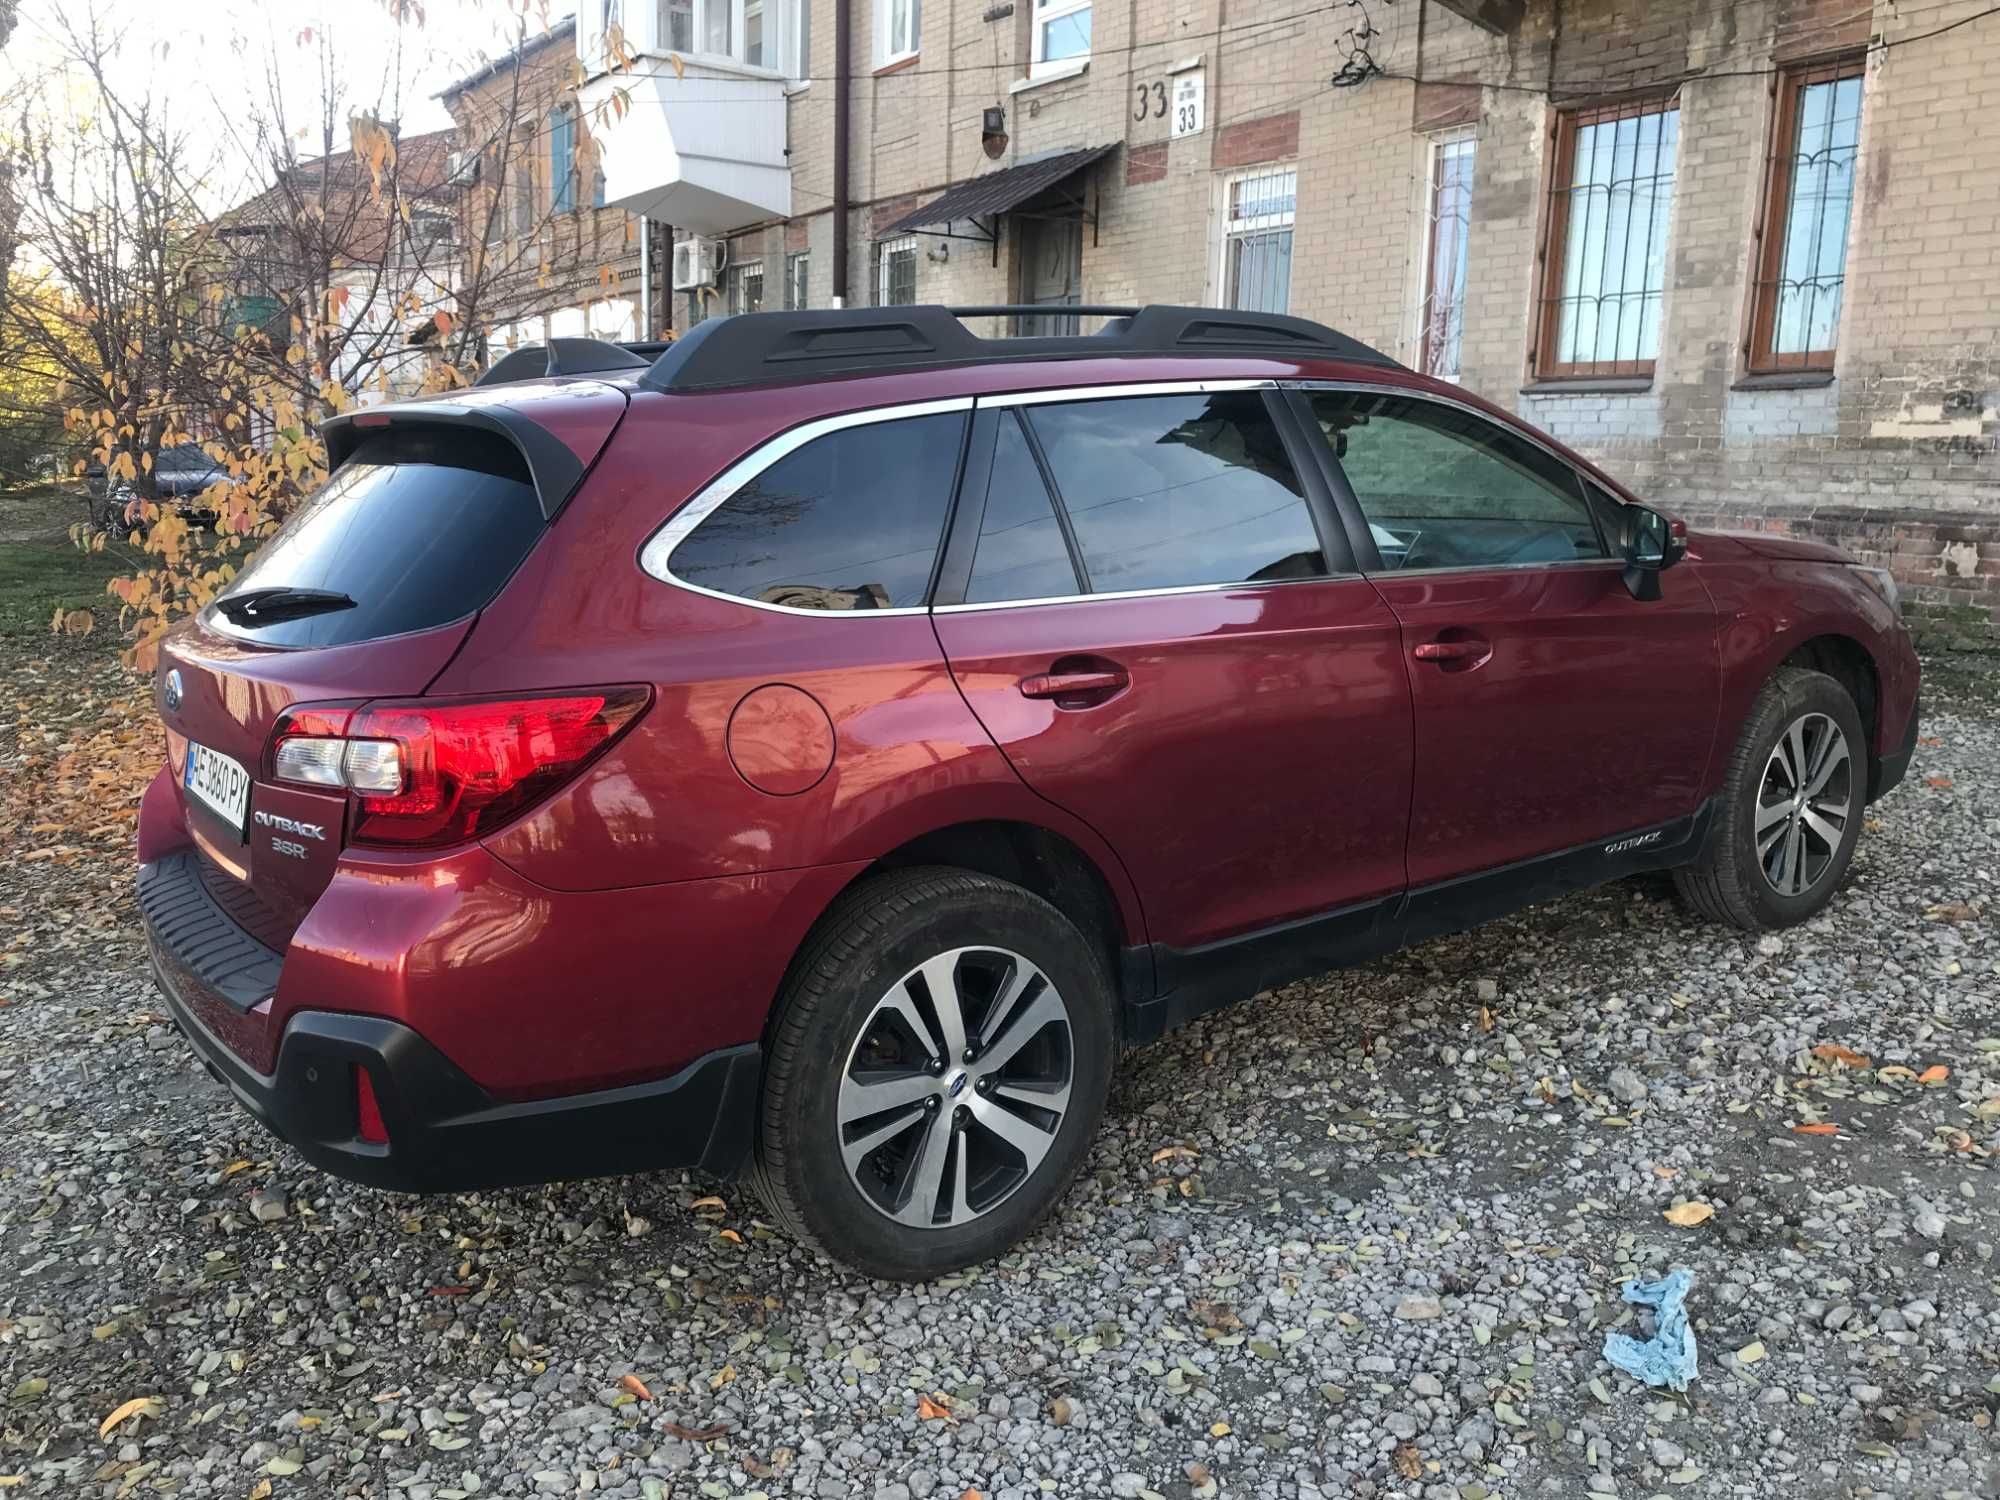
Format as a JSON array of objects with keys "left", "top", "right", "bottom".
[{"left": 576, "top": 0, "right": 802, "bottom": 235}]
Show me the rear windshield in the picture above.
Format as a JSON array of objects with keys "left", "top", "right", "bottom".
[{"left": 208, "top": 429, "right": 545, "bottom": 647}]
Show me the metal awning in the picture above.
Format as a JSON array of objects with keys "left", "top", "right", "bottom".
[{"left": 880, "top": 145, "right": 1118, "bottom": 238}]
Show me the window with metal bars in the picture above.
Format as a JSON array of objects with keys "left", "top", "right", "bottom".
[
  {"left": 728, "top": 261, "right": 765, "bottom": 316},
  {"left": 1533, "top": 97, "right": 1680, "bottom": 380},
  {"left": 1419, "top": 131, "right": 1476, "bottom": 380},
  {"left": 877, "top": 237, "right": 917, "bottom": 306},
  {"left": 1222, "top": 168, "right": 1295, "bottom": 315},
  {"left": 1746, "top": 55, "right": 1863, "bottom": 374}
]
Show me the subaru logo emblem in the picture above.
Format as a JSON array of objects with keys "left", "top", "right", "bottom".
[{"left": 163, "top": 668, "right": 183, "bottom": 712}]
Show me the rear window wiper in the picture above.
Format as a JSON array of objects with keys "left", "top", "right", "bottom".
[{"left": 212, "top": 586, "right": 358, "bottom": 623}]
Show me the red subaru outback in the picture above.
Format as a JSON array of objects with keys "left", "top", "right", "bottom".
[{"left": 141, "top": 306, "right": 1920, "bottom": 1278}]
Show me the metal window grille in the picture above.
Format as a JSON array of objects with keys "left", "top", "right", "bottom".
[
  {"left": 730, "top": 262, "right": 765, "bottom": 316},
  {"left": 1224, "top": 167, "right": 1295, "bottom": 315},
  {"left": 1747, "top": 56, "right": 1864, "bottom": 373},
  {"left": 1419, "top": 131, "right": 1476, "bottom": 380},
  {"left": 1534, "top": 98, "right": 1680, "bottom": 379},
  {"left": 877, "top": 237, "right": 917, "bottom": 306},
  {"left": 785, "top": 252, "right": 810, "bottom": 310}
]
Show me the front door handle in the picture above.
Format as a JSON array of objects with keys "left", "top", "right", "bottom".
[
  {"left": 1411, "top": 641, "right": 1487, "bottom": 662},
  {"left": 1018, "top": 668, "right": 1129, "bottom": 705}
]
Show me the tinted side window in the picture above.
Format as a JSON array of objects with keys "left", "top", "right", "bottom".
[
  {"left": 1024, "top": 391, "right": 1325, "bottom": 593},
  {"left": 671, "top": 412, "right": 965, "bottom": 609},
  {"left": 963, "top": 413, "right": 1081, "bottom": 604},
  {"left": 1309, "top": 392, "right": 1605, "bottom": 571},
  {"left": 210, "top": 429, "right": 545, "bottom": 648}
]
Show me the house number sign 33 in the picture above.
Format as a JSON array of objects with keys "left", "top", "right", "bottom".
[{"left": 1134, "top": 70, "right": 1205, "bottom": 138}]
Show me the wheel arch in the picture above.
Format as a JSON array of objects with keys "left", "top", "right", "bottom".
[{"left": 1778, "top": 633, "right": 1882, "bottom": 789}]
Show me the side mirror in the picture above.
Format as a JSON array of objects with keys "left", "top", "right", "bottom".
[{"left": 1619, "top": 505, "right": 1687, "bottom": 601}]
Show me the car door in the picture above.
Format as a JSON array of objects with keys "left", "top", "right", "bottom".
[
  {"left": 929, "top": 383, "right": 1415, "bottom": 963},
  {"left": 1292, "top": 386, "right": 1721, "bottom": 890}
]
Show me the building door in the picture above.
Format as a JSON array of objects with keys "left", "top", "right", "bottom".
[{"left": 1015, "top": 215, "right": 1081, "bottom": 335}]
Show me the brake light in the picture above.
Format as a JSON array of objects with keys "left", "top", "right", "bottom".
[{"left": 267, "top": 688, "right": 651, "bottom": 848}]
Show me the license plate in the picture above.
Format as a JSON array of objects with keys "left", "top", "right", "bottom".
[{"left": 183, "top": 740, "right": 252, "bottom": 838}]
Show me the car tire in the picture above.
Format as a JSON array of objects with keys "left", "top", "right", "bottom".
[
  {"left": 1672, "top": 667, "right": 1867, "bottom": 931},
  {"left": 750, "top": 866, "right": 1115, "bottom": 1280}
]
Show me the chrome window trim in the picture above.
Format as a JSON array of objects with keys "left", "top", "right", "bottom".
[
  {"left": 933, "top": 569, "right": 1366, "bottom": 614},
  {"left": 1290, "top": 378, "right": 1619, "bottom": 574},
  {"left": 979, "top": 377, "right": 1275, "bottom": 408},
  {"left": 637, "top": 396, "right": 976, "bottom": 619}
]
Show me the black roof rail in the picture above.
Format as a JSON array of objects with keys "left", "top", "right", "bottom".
[
  {"left": 638, "top": 304, "right": 1398, "bottom": 395},
  {"left": 476, "top": 336, "right": 652, "bottom": 387}
]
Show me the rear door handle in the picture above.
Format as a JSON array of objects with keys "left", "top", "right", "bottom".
[{"left": 1018, "top": 668, "right": 1129, "bottom": 703}]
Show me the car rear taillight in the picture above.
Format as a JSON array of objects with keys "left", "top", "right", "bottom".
[{"left": 267, "top": 688, "right": 651, "bottom": 849}]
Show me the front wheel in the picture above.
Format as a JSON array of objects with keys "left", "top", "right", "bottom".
[
  {"left": 750, "top": 867, "right": 1115, "bottom": 1280},
  {"left": 1673, "top": 667, "right": 1867, "bottom": 930}
]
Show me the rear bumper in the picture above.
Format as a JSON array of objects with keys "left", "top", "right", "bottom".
[
  {"left": 148, "top": 935, "right": 761, "bottom": 1193},
  {"left": 1870, "top": 693, "right": 1921, "bottom": 803}
]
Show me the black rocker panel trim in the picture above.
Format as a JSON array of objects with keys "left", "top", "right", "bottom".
[{"left": 1121, "top": 802, "right": 1714, "bottom": 1046}]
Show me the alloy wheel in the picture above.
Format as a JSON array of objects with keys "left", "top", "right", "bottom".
[
  {"left": 1755, "top": 712, "right": 1853, "bottom": 897},
  {"left": 836, "top": 946, "right": 1074, "bottom": 1229}
]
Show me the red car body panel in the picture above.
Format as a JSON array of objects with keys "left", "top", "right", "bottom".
[
  {"left": 932, "top": 578, "right": 1413, "bottom": 947},
  {"left": 1372, "top": 560, "right": 1721, "bottom": 886},
  {"left": 136, "top": 331, "right": 1922, "bottom": 1195}
]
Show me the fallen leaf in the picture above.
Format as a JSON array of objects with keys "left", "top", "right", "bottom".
[
  {"left": 1151, "top": 1145, "right": 1197, "bottom": 1163},
  {"left": 1663, "top": 1201, "right": 1715, "bottom": 1227},
  {"left": 689, "top": 1195, "right": 726, "bottom": 1212},
  {"left": 1811, "top": 1044, "right": 1871, "bottom": 1069},
  {"left": 1791, "top": 1122, "right": 1839, "bottom": 1136},
  {"left": 1926, "top": 776, "right": 1953, "bottom": 788},
  {"left": 619, "top": 1374, "right": 653, "bottom": 1401},
  {"left": 99, "top": 1395, "right": 161, "bottom": 1439},
  {"left": 662, "top": 1421, "right": 731, "bottom": 1442},
  {"left": 1736, "top": 1341, "right": 1766, "bottom": 1364},
  {"left": 0, "top": 1479, "right": 23, "bottom": 1490},
  {"left": 1478, "top": 1006, "right": 1495, "bottom": 1033},
  {"left": 426, "top": 1286, "right": 471, "bottom": 1297},
  {"left": 1918, "top": 1065, "right": 1950, "bottom": 1085},
  {"left": 916, "top": 1394, "right": 952, "bottom": 1421},
  {"left": 1926, "top": 902, "right": 1979, "bottom": 923},
  {"left": 248, "top": 1484, "right": 272, "bottom": 1500},
  {"left": 1209, "top": 1420, "right": 1231, "bottom": 1437},
  {"left": 1393, "top": 1443, "right": 1423, "bottom": 1479},
  {"left": 718, "top": 1228, "right": 745, "bottom": 1244}
]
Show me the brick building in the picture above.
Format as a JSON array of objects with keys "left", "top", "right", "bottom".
[{"left": 488, "top": 0, "right": 1998, "bottom": 635}]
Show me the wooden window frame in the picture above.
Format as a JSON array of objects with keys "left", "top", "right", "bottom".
[
  {"left": 1744, "top": 52, "right": 1865, "bottom": 375},
  {"left": 1530, "top": 94, "right": 1680, "bottom": 383}
]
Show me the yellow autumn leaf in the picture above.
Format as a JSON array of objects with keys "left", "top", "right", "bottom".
[
  {"left": 1918, "top": 1065, "right": 1950, "bottom": 1085},
  {"left": 1663, "top": 1201, "right": 1715, "bottom": 1227},
  {"left": 99, "top": 1395, "right": 162, "bottom": 1439},
  {"left": 1736, "top": 1341, "right": 1766, "bottom": 1364}
]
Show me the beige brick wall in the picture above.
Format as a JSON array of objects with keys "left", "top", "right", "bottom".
[{"left": 474, "top": 0, "right": 2000, "bottom": 629}]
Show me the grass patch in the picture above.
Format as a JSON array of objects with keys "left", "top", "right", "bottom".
[
  {"left": 0, "top": 534, "right": 133, "bottom": 638},
  {"left": 0, "top": 490, "right": 143, "bottom": 640}
]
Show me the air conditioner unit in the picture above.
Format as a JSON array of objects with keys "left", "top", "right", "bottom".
[{"left": 672, "top": 236, "right": 726, "bottom": 292}]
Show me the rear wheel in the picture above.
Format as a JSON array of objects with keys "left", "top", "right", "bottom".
[
  {"left": 750, "top": 867, "right": 1114, "bottom": 1280},
  {"left": 1673, "top": 667, "right": 1866, "bottom": 930}
]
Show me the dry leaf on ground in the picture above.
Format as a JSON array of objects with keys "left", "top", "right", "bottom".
[
  {"left": 619, "top": 1374, "right": 653, "bottom": 1401},
  {"left": 1811, "top": 1044, "right": 1871, "bottom": 1069},
  {"left": 1663, "top": 1201, "right": 1715, "bottom": 1227},
  {"left": 1792, "top": 1122, "right": 1840, "bottom": 1136},
  {"left": 98, "top": 1396, "right": 161, "bottom": 1439}
]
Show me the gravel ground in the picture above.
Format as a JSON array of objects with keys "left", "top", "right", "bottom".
[{"left": 2, "top": 641, "right": 1997, "bottom": 1500}]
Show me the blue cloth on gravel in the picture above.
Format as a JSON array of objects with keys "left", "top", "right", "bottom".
[{"left": 1601, "top": 1269, "right": 1698, "bottom": 1390}]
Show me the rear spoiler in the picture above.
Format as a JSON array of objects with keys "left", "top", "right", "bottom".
[{"left": 320, "top": 397, "right": 616, "bottom": 521}]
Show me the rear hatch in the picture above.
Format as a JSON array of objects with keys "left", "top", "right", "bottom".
[{"left": 157, "top": 409, "right": 610, "bottom": 949}]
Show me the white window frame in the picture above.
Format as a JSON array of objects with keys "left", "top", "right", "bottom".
[
  {"left": 877, "top": 236, "right": 918, "bottom": 306},
  {"left": 623, "top": 0, "right": 806, "bottom": 79},
  {"left": 1415, "top": 126, "right": 1476, "bottom": 382},
  {"left": 785, "top": 250, "right": 811, "bottom": 310},
  {"left": 1215, "top": 166, "right": 1297, "bottom": 315},
  {"left": 1029, "top": 0, "right": 1091, "bottom": 76},
  {"left": 875, "top": 0, "right": 919, "bottom": 67}
]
